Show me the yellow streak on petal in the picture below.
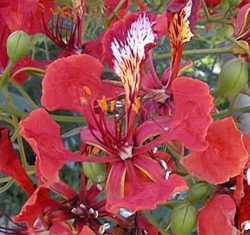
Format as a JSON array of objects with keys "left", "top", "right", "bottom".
[
  {"left": 98, "top": 96, "right": 109, "bottom": 112},
  {"left": 134, "top": 163, "right": 156, "bottom": 183}
]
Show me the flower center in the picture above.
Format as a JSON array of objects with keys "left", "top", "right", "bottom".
[{"left": 119, "top": 145, "right": 133, "bottom": 160}]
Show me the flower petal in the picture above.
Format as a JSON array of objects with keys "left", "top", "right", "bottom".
[
  {"left": 0, "top": 129, "right": 34, "bottom": 196},
  {"left": 41, "top": 54, "right": 104, "bottom": 113},
  {"left": 15, "top": 186, "right": 59, "bottom": 231},
  {"left": 167, "top": 77, "right": 214, "bottom": 151},
  {"left": 181, "top": 117, "right": 248, "bottom": 184},
  {"left": 239, "top": 182, "right": 250, "bottom": 228},
  {"left": 79, "top": 226, "right": 96, "bottom": 235},
  {"left": 103, "top": 13, "right": 156, "bottom": 102},
  {"left": 0, "top": 0, "right": 54, "bottom": 34},
  {"left": 106, "top": 157, "right": 187, "bottom": 213},
  {"left": 197, "top": 194, "right": 240, "bottom": 235},
  {"left": 19, "top": 108, "right": 84, "bottom": 183}
]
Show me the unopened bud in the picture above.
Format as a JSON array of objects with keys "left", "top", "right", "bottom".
[
  {"left": 7, "top": 31, "right": 31, "bottom": 63},
  {"left": 217, "top": 58, "right": 249, "bottom": 98},
  {"left": 170, "top": 203, "right": 197, "bottom": 235},
  {"left": 188, "top": 182, "right": 212, "bottom": 203}
]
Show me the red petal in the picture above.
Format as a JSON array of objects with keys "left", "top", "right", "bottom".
[
  {"left": 102, "top": 13, "right": 156, "bottom": 100},
  {"left": 41, "top": 54, "right": 121, "bottom": 115},
  {"left": 106, "top": 162, "right": 127, "bottom": 204},
  {"left": 243, "top": 132, "right": 250, "bottom": 154},
  {"left": 181, "top": 117, "right": 248, "bottom": 184},
  {"left": 50, "top": 222, "right": 73, "bottom": 235},
  {"left": 167, "top": 77, "right": 213, "bottom": 151},
  {"left": 239, "top": 182, "right": 250, "bottom": 228},
  {"left": 0, "top": 0, "right": 54, "bottom": 34},
  {"left": 15, "top": 186, "right": 58, "bottom": 230},
  {"left": 42, "top": 54, "right": 103, "bottom": 113},
  {"left": 197, "top": 194, "right": 240, "bottom": 235},
  {"left": 234, "top": 3, "right": 250, "bottom": 38},
  {"left": 19, "top": 108, "right": 84, "bottom": 183},
  {"left": 0, "top": 129, "right": 34, "bottom": 196},
  {"left": 79, "top": 226, "right": 96, "bottom": 235},
  {"left": 106, "top": 156, "right": 187, "bottom": 213}
]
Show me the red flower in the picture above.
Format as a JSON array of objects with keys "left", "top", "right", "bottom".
[
  {"left": 197, "top": 194, "right": 240, "bottom": 235},
  {"left": 15, "top": 176, "right": 109, "bottom": 234},
  {"left": 181, "top": 117, "right": 248, "bottom": 184},
  {"left": 41, "top": 13, "right": 188, "bottom": 214},
  {"left": 0, "top": 129, "right": 34, "bottom": 196}
]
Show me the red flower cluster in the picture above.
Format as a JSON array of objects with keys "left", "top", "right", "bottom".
[{"left": 0, "top": 0, "right": 249, "bottom": 234}]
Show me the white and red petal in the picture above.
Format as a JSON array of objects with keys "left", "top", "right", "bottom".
[{"left": 103, "top": 13, "right": 156, "bottom": 101}]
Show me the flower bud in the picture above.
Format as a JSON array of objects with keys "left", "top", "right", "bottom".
[
  {"left": 188, "top": 182, "right": 211, "bottom": 203},
  {"left": 170, "top": 203, "right": 197, "bottom": 235},
  {"left": 217, "top": 58, "right": 249, "bottom": 98},
  {"left": 7, "top": 31, "right": 31, "bottom": 63},
  {"left": 82, "top": 162, "right": 106, "bottom": 183}
]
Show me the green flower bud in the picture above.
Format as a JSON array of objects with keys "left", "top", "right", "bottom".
[
  {"left": 82, "top": 162, "right": 106, "bottom": 183},
  {"left": 170, "top": 203, "right": 197, "bottom": 235},
  {"left": 217, "top": 58, "right": 249, "bottom": 98},
  {"left": 7, "top": 31, "right": 31, "bottom": 63},
  {"left": 188, "top": 182, "right": 212, "bottom": 203}
]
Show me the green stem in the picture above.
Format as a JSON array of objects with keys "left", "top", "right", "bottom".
[
  {"left": 0, "top": 105, "right": 85, "bottom": 124},
  {"left": 154, "top": 47, "right": 233, "bottom": 60},
  {"left": 143, "top": 211, "right": 170, "bottom": 235},
  {"left": 10, "top": 79, "right": 38, "bottom": 109},
  {"left": 12, "top": 116, "right": 29, "bottom": 169},
  {"left": 0, "top": 181, "right": 14, "bottom": 193},
  {"left": 214, "top": 105, "right": 250, "bottom": 120},
  {"left": 52, "top": 114, "right": 85, "bottom": 124},
  {"left": 0, "top": 61, "right": 14, "bottom": 88}
]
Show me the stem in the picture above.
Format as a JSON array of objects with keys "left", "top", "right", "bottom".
[
  {"left": 10, "top": 79, "right": 38, "bottom": 109},
  {"left": 44, "top": 36, "right": 50, "bottom": 60},
  {"left": 0, "top": 61, "right": 14, "bottom": 88},
  {"left": 143, "top": 211, "right": 170, "bottom": 235},
  {"left": 52, "top": 114, "right": 85, "bottom": 124},
  {"left": 154, "top": 47, "right": 233, "bottom": 60},
  {"left": 12, "top": 116, "right": 29, "bottom": 169},
  {"left": 10, "top": 67, "right": 45, "bottom": 79},
  {"left": 213, "top": 105, "right": 250, "bottom": 120}
]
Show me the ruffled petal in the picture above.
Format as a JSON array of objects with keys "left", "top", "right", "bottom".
[
  {"left": 14, "top": 186, "right": 59, "bottom": 231},
  {"left": 197, "top": 194, "right": 240, "bottom": 235},
  {"left": 181, "top": 117, "right": 248, "bottom": 184},
  {"left": 167, "top": 77, "right": 213, "bottom": 151},
  {"left": 19, "top": 108, "right": 85, "bottom": 183}
]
